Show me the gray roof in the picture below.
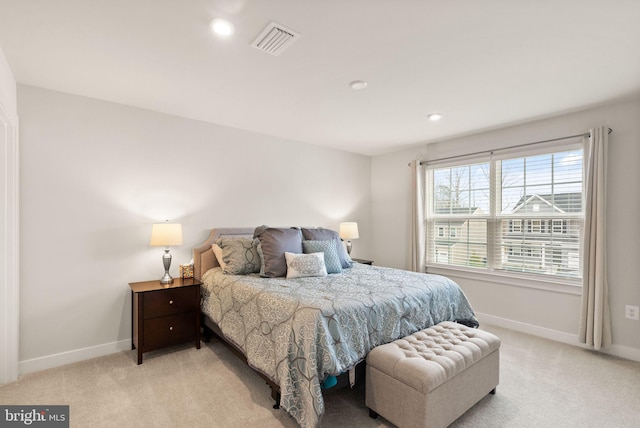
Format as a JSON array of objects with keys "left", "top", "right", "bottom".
[
  {"left": 512, "top": 193, "right": 582, "bottom": 213},
  {"left": 435, "top": 207, "right": 480, "bottom": 215}
]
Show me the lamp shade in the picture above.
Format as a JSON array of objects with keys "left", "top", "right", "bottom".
[
  {"left": 339, "top": 222, "right": 359, "bottom": 240},
  {"left": 150, "top": 223, "right": 183, "bottom": 247}
]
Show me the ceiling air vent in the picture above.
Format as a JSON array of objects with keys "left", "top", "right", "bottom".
[{"left": 251, "top": 22, "right": 300, "bottom": 56}]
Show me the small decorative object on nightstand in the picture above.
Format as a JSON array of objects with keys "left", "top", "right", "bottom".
[
  {"left": 129, "top": 277, "right": 201, "bottom": 364},
  {"left": 179, "top": 263, "right": 194, "bottom": 279},
  {"left": 352, "top": 258, "right": 373, "bottom": 265}
]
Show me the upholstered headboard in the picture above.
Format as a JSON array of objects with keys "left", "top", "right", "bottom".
[{"left": 193, "top": 227, "right": 254, "bottom": 281}]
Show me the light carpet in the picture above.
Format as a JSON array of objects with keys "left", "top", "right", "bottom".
[{"left": 2, "top": 325, "right": 639, "bottom": 427}]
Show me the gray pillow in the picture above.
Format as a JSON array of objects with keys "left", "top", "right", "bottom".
[
  {"left": 302, "top": 240, "right": 342, "bottom": 274},
  {"left": 253, "top": 224, "right": 270, "bottom": 238},
  {"left": 255, "top": 227, "right": 303, "bottom": 277},
  {"left": 301, "top": 227, "right": 353, "bottom": 268},
  {"left": 215, "top": 237, "right": 261, "bottom": 275}
]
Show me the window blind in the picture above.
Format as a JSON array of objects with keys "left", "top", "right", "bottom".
[{"left": 425, "top": 143, "right": 584, "bottom": 280}]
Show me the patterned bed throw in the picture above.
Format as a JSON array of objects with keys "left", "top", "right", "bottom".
[{"left": 201, "top": 263, "right": 478, "bottom": 428}]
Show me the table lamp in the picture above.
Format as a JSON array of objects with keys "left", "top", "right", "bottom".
[
  {"left": 339, "top": 222, "right": 359, "bottom": 256},
  {"left": 150, "top": 222, "right": 183, "bottom": 284}
]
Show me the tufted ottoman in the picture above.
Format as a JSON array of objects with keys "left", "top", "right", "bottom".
[{"left": 365, "top": 321, "right": 500, "bottom": 428}]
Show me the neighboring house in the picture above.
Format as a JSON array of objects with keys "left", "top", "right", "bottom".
[
  {"left": 433, "top": 207, "right": 487, "bottom": 267},
  {"left": 501, "top": 193, "right": 582, "bottom": 276},
  {"left": 432, "top": 193, "right": 582, "bottom": 276}
]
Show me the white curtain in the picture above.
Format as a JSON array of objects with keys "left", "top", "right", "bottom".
[
  {"left": 409, "top": 160, "right": 426, "bottom": 272},
  {"left": 578, "top": 126, "right": 612, "bottom": 350}
]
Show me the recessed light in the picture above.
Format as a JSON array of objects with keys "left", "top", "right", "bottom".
[
  {"left": 210, "top": 18, "right": 234, "bottom": 37},
  {"left": 427, "top": 113, "right": 443, "bottom": 121},
  {"left": 349, "top": 80, "right": 368, "bottom": 90}
]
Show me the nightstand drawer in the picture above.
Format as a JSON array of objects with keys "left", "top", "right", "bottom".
[
  {"left": 143, "top": 287, "right": 196, "bottom": 318},
  {"left": 143, "top": 312, "right": 196, "bottom": 351}
]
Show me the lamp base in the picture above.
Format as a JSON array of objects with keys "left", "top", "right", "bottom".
[
  {"left": 346, "top": 240, "right": 353, "bottom": 256},
  {"left": 160, "top": 248, "right": 174, "bottom": 284}
]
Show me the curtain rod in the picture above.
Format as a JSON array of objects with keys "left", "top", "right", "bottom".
[{"left": 410, "top": 127, "right": 613, "bottom": 166}]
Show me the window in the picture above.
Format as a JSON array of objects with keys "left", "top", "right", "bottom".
[
  {"left": 552, "top": 219, "right": 566, "bottom": 234},
  {"left": 530, "top": 219, "right": 542, "bottom": 233},
  {"left": 435, "top": 249, "right": 449, "bottom": 264},
  {"left": 426, "top": 146, "right": 584, "bottom": 280}
]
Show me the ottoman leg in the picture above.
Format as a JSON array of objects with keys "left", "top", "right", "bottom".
[{"left": 368, "top": 408, "right": 379, "bottom": 419}]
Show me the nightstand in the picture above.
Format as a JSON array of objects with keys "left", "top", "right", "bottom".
[
  {"left": 352, "top": 258, "right": 373, "bottom": 265},
  {"left": 129, "top": 277, "right": 201, "bottom": 364}
]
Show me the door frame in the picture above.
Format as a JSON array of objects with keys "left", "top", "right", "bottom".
[{"left": 0, "top": 101, "right": 19, "bottom": 384}]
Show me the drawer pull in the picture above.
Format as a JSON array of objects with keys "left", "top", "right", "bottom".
[
  {"left": 169, "top": 326, "right": 173, "bottom": 331},
  {"left": 169, "top": 300, "right": 174, "bottom": 305}
]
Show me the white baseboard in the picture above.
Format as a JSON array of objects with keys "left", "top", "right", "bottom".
[
  {"left": 476, "top": 312, "right": 640, "bottom": 363},
  {"left": 17, "top": 315, "right": 640, "bottom": 376},
  {"left": 18, "top": 339, "right": 131, "bottom": 376}
]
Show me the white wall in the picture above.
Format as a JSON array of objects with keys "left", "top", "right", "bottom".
[
  {"left": 371, "top": 97, "right": 640, "bottom": 359},
  {"left": 0, "top": 48, "right": 16, "bottom": 115},
  {"left": 16, "top": 81, "right": 640, "bottom": 372},
  {"left": 17, "top": 85, "right": 372, "bottom": 372},
  {"left": 0, "top": 45, "right": 19, "bottom": 384}
]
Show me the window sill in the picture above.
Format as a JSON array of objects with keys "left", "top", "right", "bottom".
[{"left": 425, "top": 264, "right": 582, "bottom": 295}]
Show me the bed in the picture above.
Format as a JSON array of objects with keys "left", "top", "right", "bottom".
[{"left": 193, "top": 227, "right": 478, "bottom": 428}]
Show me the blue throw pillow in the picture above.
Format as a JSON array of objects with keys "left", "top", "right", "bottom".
[
  {"left": 301, "top": 228, "right": 353, "bottom": 268},
  {"left": 302, "top": 240, "right": 342, "bottom": 274}
]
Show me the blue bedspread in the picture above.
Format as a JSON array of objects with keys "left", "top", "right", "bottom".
[{"left": 201, "top": 263, "right": 477, "bottom": 427}]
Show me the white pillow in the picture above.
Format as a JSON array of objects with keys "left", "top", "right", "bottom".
[
  {"left": 285, "top": 252, "right": 327, "bottom": 279},
  {"left": 211, "top": 244, "right": 226, "bottom": 270}
]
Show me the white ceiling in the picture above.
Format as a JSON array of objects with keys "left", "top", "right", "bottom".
[{"left": 1, "top": 0, "right": 639, "bottom": 156}]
